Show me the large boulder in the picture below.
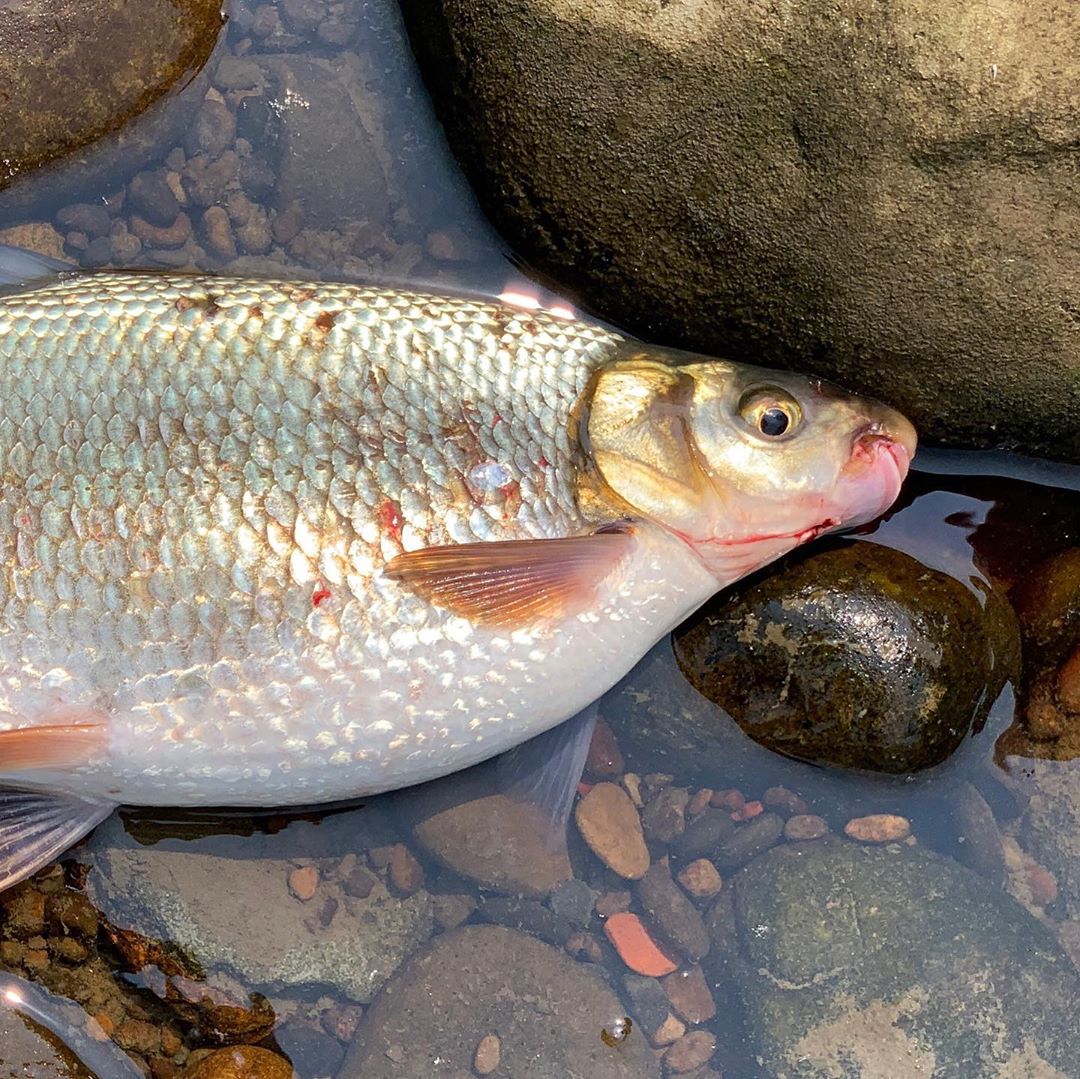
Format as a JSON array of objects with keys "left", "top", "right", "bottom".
[
  {"left": 400, "top": 0, "right": 1080, "bottom": 461},
  {"left": 731, "top": 840, "right": 1080, "bottom": 1077},
  {"left": 0, "top": 0, "right": 225, "bottom": 216}
]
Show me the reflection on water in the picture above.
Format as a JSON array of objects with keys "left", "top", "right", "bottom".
[{"left": 1, "top": 0, "right": 1080, "bottom": 1076}]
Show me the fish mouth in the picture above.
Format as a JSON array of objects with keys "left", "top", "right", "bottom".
[{"left": 832, "top": 422, "right": 914, "bottom": 528}]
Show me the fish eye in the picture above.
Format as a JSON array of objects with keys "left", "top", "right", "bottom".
[{"left": 738, "top": 388, "right": 802, "bottom": 440}]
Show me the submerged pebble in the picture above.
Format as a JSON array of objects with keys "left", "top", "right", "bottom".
[
  {"left": 603, "top": 912, "right": 679, "bottom": 978},
  {"left": 186, "top": 1046, "right": 294, "bottom": 1078},
  {"left": 844, "top": 814, "right": 912, "bottom": 844},
  {"left": 575, "top": 783, "right": 651, "bottom": 880}
]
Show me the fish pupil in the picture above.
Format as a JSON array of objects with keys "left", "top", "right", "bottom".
[{"left": 759, "top": 407, "right": 790, "bottom": 437}]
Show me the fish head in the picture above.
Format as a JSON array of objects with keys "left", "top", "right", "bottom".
[{"left": 583, "top": 353, "right": 917, "bottom": 584}]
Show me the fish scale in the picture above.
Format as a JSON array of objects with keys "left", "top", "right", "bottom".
[{"left": 0, "top": 272, "right": 643, "bottom": 804}]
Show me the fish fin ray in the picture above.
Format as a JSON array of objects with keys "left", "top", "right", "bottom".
[
  {"left": 383, "top": 527, "right": 634, "bottom": 627},
  {"left": 495, "top": 701, "right": 599, "bottom": 852},
  {"left": 0, "top": 789, "right": 115, "bottom": 892},
  {"left": 0, "top": 244, "right": 74, "bottom": 290},
  {"left": 0, "top": 721, "right": 107, "bottom": 772}
]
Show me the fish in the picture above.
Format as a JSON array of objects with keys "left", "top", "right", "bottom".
[{"left": 0, "top": 245, "right": 916, "bottom": 890}]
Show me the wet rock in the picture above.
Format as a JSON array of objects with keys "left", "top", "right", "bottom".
[
  {"left": 663, "top": 1030, "right": 716, "bottom": 1074},
  {"left": 635, "top": 864, "right": 710, "bottom": 962},
  {"left": 402, "top": 0, "right": 1080, "bottom": 462},
  {"left": 949, "top": 783, "right": 1007, "bottom": 888},
  {"left": 213, "top": 57, "right": 266, "bottom": 93},
  {"left": 86, "top": 818, "right": 433, "bottom": 1003},
  {"left": 640, "top": 787, "right": 689, "bottom": 845},
  {"left": 201, "top": 205, "right": 238, "bottom": 259},
  {"left": 549, "top": 879, "right": 597, "bottom": 928},
  {"left": 661, "top": 965, "right": 716, "bottom": 1024},
  {"left": 732, "top": 840, "right": 1080, "bottom": 1077},
  {"left": 604, "top": 912, "right": 678, "bottom": 978},
  {"left": 473, "top": 1033, "right": 501, "bottom": 1075},
  {"left": 185, "top": 99, "right": 238, "bottom": 160},
  {"left": 1014, "top": 761, "right": 1080, "bottom": 920},
  {"left": 56, "top": 203, "right": 112, "bottom": 238},
  {"left": 671, "top": 809, "right": 735, "bottom": 863},
  {"left": 575, "top": 783, "right": 650, "bottom": 881},
  {"left": 413, "top": 792, "right": 571, "bottom": 897},
  {"left": 0, "top": 0, "right": 223, "bottom": 214},
  {"left": 675, "top": 859, "right": 723, "bottom": 901},
  {"left": 622, "top": 973, "right": 672, "bottom": 1041},
  {"left": 844, "top": 814, "right": 912, "bottom": 844},
  {"left": 1000, "top": 548, "right": 1080, "bottom": 753},
  {"left": 476, "top": 895, "right": 572, "bottom": 947},
  {"left": 714, "top": 813, "right": 784, "bottom": 870},
  {"left": 339, "top": 925, "right": 659, "bottom": 1078},
  {"left": 128, "top": 169, "right": 181, "bottom": 226},
  {"left": 674, "top": 541, "right": 1020, "bottom": 773},
  {"left": 252, "top": 55, "right": 391, "bottom": 229},
  {"left": 586, "top": 716, "right": 626, "bottom": 778},
  {"left": 185, "top": 1046, "right": 294, "bottom": 1078},
  {"left": 783, "top": 815, "right": 829, "bottom": 842},
  {"left": 0, "top": 222, "right": 66, "bottom": 261}
]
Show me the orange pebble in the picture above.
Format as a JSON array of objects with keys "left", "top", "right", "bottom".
[
  {"left": 733, "top": 800, "right": 764, "bottom": 821},
  {"left": 603, "top": 911, "right": 679, "bottom": 976},
  {"left": 577, "top": 781, "right": 593, "bottom": 797}
]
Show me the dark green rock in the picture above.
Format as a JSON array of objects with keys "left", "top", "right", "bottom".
[
  {"left": 673, "top": 541, "right": 1020, "bottom": 773},
  {"left": 732, "top": 840, "right": 1080, "bottom": 1077},
  {"left": 400, "top": 0, "right": 1080, "bottom": 462}
]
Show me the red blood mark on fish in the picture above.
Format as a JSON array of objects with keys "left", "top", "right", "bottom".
[
  {"left": 537, "top": 456, "right": 550, "bottom": 469},
  {"left": 377, "top": 500, "right": 403, "bottom": 541},
  {"left": 314, "top": 310, "right": 340, "bottom": 332},
  {"left": 312, "top": 587, "right": 332, "bottom": 608}
]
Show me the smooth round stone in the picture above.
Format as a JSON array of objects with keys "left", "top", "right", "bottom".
[
  {"left": 339, "top": 925, "right": 659, "bottom": 1078},
  {"left": 674, "top": 541, "right": 1020, "bottom": 773},
  {"left": 575, "top": 782, "right": 650, "bottom": 880},
  {"left": 186, "top": 1047, "right": 295, "bottom": 1078}
]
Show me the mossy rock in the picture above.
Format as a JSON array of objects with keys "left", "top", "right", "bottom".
[
  {"left": 732, "top": 840, "right": 1080, "bottom": 1077},
  {"left": 674, "top": 541, "right": 1019, "bottom": 773}
]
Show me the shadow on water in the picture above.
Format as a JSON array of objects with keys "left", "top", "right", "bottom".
[{"left": 2, "top": 0, "right": 1080, "bottom": 1076}]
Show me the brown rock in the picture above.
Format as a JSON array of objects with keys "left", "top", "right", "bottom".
[
  {"left": 660, "top": 965, "right": 716, "bottom": 1024},
  {"left": 676, "top": 859, "right": 723, "bottom": 901},
  {"left": 115, "top": 1017, "right": 160, "bottom": 1054},
  {"left": 686, "top": 789, "right": 713, "bottom": 818},
  {"left": 185, "top": 1046, "right": 294, "bottom": 1078},
  {"left": 762, "top": 787, "right": 809, "bottom": 817},
  {"left": 387, "top": 844, "right": 425, "bottom": 897},
  {"left": 201, "top": 205, "right": 236, "bottom": 258},
  {"left": 783, "top": 814, "right": 829, "bottom": 841},
  {"left": 664, "top": 1030, "right": 716, "bottom": 1073},
  {"left": 432, "top": 893, "right": 476, "bottom": 931},
  {"left": 585, "top": 716, "right": 625, "bottom": 778},
  {"left": 641, "top": 787, "right": 690, "bottom": 844},
  {"left": 595, "top": 890, "right": 632, "bottom": 918},
  {"left": 414, "top": 793, "right": 571, "bottom": 897},
  {"left": 132, "top": 212, "right": 192, "bottom": 249},
  {"left": 575, "top": 782, "right": 650, "bottom": 880},
  {"left": 650, "top": 1013, "right": 686, "bottom": 1048},
  {"left": 0, "top": 223, "right": 66, "bottom": 261},
  {"left": 2, "top": 887, "right": 46, "bottom": 938},
  {"left": 288, "top": 866, "right": 318, "bottom": 902},
  {"left": 473, "top": 1033, "right": 500, "bottom": 1075},
  {"left": 844, "top": 814, "right": 912, "bottom": 844},
  {"left": 636, "top": 863, "right": 710, "bottom": 961}
]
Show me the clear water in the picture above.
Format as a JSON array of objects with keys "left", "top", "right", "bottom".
[{"left": 1, "top": 2, "right": 1079, "bottom": 1077}]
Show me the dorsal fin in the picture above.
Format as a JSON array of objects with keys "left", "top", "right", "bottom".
[{"left": 0, "top": 243, "right": 74, "bottom": 291}]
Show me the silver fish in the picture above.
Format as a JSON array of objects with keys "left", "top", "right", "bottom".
[{"left": 0, "top": 246, "right": 915, "bottom": 889}]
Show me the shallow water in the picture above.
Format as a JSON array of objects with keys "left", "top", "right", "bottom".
[{"left": 2, "top": 1, "right": 1080, "bottom": 1077}]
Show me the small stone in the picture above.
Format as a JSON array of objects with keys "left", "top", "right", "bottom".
[
  {"left": 622, "top": 972, "right": 673, "bottom": 1037},
  {"left": 131, "top": 212, "right": 192, "bottom": 249},
  {"left": 182, "top": 151, "right": 240, "bottom": 208},
  {"left": 162, "top": 1027, "right": 183, "bottom": 1056},
  {"left": 128, "top": 169, "right": 181, "bottom": 225},
  {"left": 56, "top": 203, "right": 111, "bottom": 237},
  {"left": 201, "top": 206, "right": 236, "bottom": 258},
  {"left": 676, "top": 859, "right": 723, "bottom": 900},
  {"left": 595, "top": 890, "right": 632, "bottom": 918},
  {"left": 367, "top": 845, "right": 393, "bottom": 870},
  {"left": 3, "top": 887, "right": 46, "bottom": 938},
  {"left": 0, "top": 940, "right": 24, "bottom": 964},
  {"left": 686, "top": 789, "right": 713, "bottom": 817},
  {"left": 664, "top": 1030, "right": 716, "bottom": 1073},
  {"left": 844, "top": 814, "right": 912, "bottom": 844},
  {"left": 642, "top": 787, "right": 690, "bottom": 844},
  {"left": 473, "top": 1033, "right": 500, "bottom": 1075},
  {"left": 387, "top": 844, "right": 425, "bottom": 897},
  {"left": 115, "top": 1017, "right": 160, "bottom": 1054},
  {"left": 585, "top": 716, "right": 625, "bottom": 777},
  {"left": 321, "top": 1003, "right": 364, "bottom": 1043},
  {"left": 621, "top": 773, "right": 645, "bottom": 807},
  {"left": 185, "top": 1046, "right": 294, "bottom": 1078},
  {"left": 733, "top": 800, "right": 764, "bottom": 821},
  {"left": 673, "top": 809, "right": 736, "bottom": 862},
  {"left": 432, "top": 893, "right": 476, "bottom": 931},
  {"left": 46, "top": 891, "right": 98, "bottom": 939},
  {"left": 52, "top": 936, "right": 89, "bottom": 962},
  {"left": 288, "top": 865, "right": 318, "bottom": 901},
  {"left": 762, "top": 787, "right": 809, "bottom": 817},
  {"left": 23, "top": 947, "right": 48, "bottom": 970},
  {"left": 637, "top": 863, "right": 710, "bottom": 961},
  {"left": 575, "top": 782, "right": 650, "bottom": 880},
  {"left": 783, "top": 814, "right": 829, "bottom": 841},
  {"left": 185, "top": 98, "right": 237, "bottom": 158},
  {"left": 214, "top": 57, "right": 265, "bottom": 91},
  {"left": 0, "top": 222, "right": 65, "bottom": 261},
  {"left": 651, "top": 1013, "right": 686, "bottom": 1048},
  {"left": 549, "top": 879, "right": 597, "bottom": 927},
  {"left": 1027, "top": 864, "right": 1059, "bottom": 906},
  {"left": 603, "top": 911, "right": 679, "bottom": 976},
  {"left": 341, "top": 865, "right": 376, "bottom": 900},
  {"left": 110, "top": 231, "right": 142, "bottom": 262},
  {"left": 710, "top": 789, "right": 745, "bottom": 812},
  {"left": 82, "top": 236, "right": 113, "bottom": 266},
  {"left": 424, "top": 226, "right": 482, "bottom": 262},
  {"left": 715, "top": 812, "right": 784, "bottom": 869},
  {"left": 64, "top": 230, "right": 88, "bottom": 254},
  {"left": 1058, "top": 646, "right": 1080, "bottom": 713},
  {"left": 235, "top": 204, "right": 272, "bottom": 255},
  {"left": 661, "top": 965, "right": 716, "bottom": 1023}
]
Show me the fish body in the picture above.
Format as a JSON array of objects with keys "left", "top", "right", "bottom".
[{"left": 0, "top": 252, "right": 916, "bottom": 887}]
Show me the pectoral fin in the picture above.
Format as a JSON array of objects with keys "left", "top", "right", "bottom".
[
  {"left": 0, "top": 789, "right": 116, "bottom": 892},
  {"left": 384, "top": 527, "right": 634, "bottom": 628}
]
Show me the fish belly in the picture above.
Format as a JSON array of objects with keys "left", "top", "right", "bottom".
[{"left": 0, "top": 272, "right": 671, "bottom": 805}]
